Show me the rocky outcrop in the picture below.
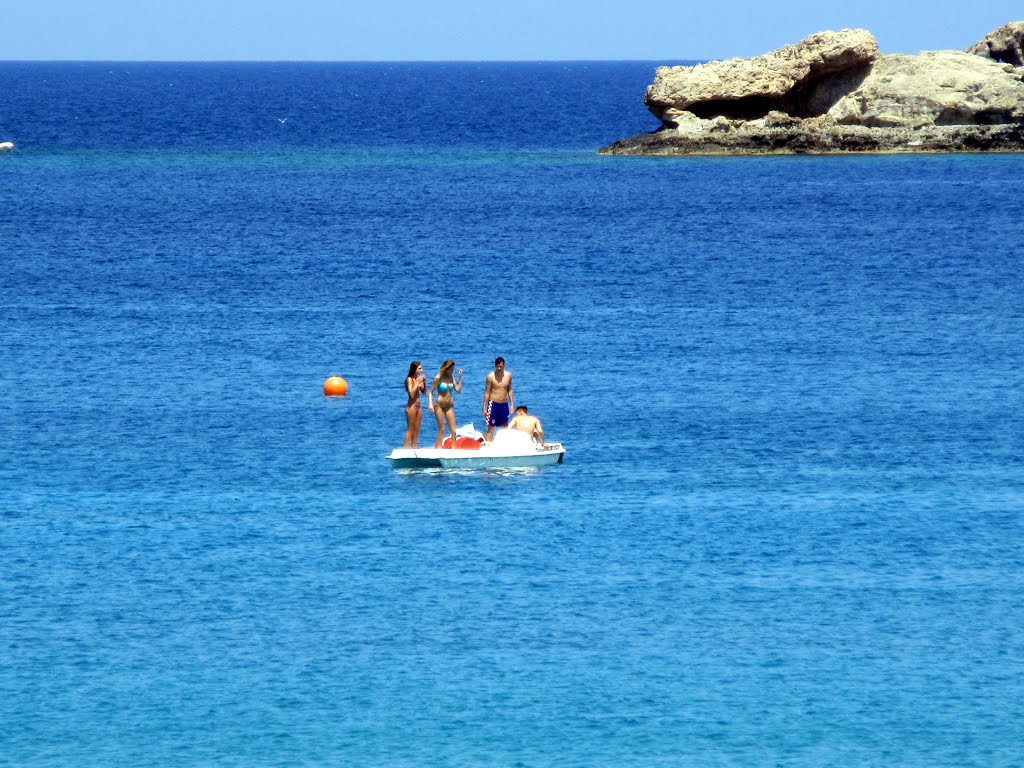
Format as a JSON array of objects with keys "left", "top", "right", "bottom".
[
  {"left": 829, "top": 51, "right": 1024, "bottom": 127},
  {"left": 600, "top": 24, "right": 1024, "bottom": 155},
  {"left": 646, "top": 30, "right": 879, "bottom": 122},
  {"left": 967, "top": 21, "right": 1024, "bottom": 67}
]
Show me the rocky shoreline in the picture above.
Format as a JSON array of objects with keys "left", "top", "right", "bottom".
[{"left": 600, "top": 23, "right": 1024, "bottom": 156}]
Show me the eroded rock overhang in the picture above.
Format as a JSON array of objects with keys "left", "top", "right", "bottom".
[{"left": 644, "top": 29, "right": 880, "bottom": 124}]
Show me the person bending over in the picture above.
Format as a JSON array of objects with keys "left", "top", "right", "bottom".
[{"left": 508, "top": 405, "right": 544, "bottom": 447}]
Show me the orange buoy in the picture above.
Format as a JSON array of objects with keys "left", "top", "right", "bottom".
[{"left": 323, "top": 376, "right": 348, "bottom": 397}]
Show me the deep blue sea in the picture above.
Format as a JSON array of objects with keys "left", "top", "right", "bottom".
[{"left": 2, "top": 62, "right": 1023, "bottom": 767}]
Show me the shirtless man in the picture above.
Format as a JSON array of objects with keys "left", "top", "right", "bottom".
[
  {"left": 508, "top": 405, "right": 544, "bottom": 446},
  {"left": 482, "top": 356, "right": 514, "bottom": 442}
]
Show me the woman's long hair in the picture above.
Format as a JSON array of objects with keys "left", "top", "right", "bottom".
[
  {"left": 405, "top": 361, "right": 421, "bottom": 390},
  {"left": 438, "top": 359, "right": 455, "bottom": 380}
]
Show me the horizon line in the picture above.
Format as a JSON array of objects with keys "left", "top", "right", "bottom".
[{"left": 0, "top": 57, "right": 703, "bottom": 65}]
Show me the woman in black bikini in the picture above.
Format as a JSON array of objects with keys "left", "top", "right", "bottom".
[
  {"left": 404, "top": 361, "right": 429, "bottom": 448},
  {"left": 430, "top": 359, "right": 463, "bottom": 448}
]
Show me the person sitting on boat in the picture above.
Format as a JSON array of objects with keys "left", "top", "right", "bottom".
[
  {"left": 430, "top": 359, "right": 463, "bottom": 448},
  {"left": 508, "top": 405, "right": 544, "bottom": 447}
]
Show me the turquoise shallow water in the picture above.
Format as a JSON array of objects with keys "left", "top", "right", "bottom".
[{"left": 2, "top": 63, "right": 1024, "bottom": 766}]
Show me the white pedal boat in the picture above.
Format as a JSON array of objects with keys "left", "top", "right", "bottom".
[{"left": 388, "top": 427, "right": 565, "bottom": 469}]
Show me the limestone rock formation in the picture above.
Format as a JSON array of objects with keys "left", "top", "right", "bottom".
[
  {"left": 967, "top": 21, "right": 1024, "bottom": 67},
  {"left": 601, "top": 23, "right": 1024, "bottom": 155},
  {"left": 646, "top": 29, "right": 879, "bottom": 121},
  {"left": 828, "top": 51, "right": 1024, "bottom": 127}
]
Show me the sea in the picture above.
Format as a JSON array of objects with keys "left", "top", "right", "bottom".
[{"left": 2, "top": 62, "right": 1023, "bottom": 767}]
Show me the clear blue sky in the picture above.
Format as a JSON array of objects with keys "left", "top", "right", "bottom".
[{"left": 4, "top": 0, "right": 1021, "bottom": 61}]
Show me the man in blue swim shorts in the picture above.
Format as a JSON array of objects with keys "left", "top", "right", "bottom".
[{"left": 482, "top": 356, "right": 514, "bottom": 442}]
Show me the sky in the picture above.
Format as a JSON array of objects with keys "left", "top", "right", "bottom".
[{"left": 2, "top": 0, "right": 1021, "bottom": 61}]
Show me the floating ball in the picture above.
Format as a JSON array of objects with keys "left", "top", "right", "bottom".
[{"left": 323, "top": 376, "right": 348, "bottom": 397}]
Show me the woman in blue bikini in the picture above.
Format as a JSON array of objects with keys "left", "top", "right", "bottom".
[{"left": 430, "top": 359, "right": 463, "bottom": 448}]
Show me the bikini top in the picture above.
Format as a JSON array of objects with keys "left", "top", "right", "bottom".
[{"left": 438, "top": 382, "right": 454, "bottom": 393}]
